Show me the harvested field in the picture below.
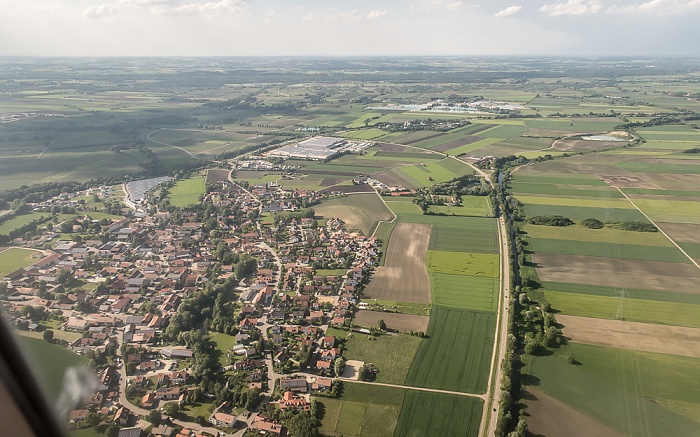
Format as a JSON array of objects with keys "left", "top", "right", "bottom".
[
  {"left": 319, "top": 177, "right": 345, "bottom": 187},
  {"left": 599, "top": 174, "right": 660, "bottom": 189},
  {"left": 431, "top": 136, "right": 483, "bottom": 153},
  {"left": 526, "top": 388, "right": 623, "bottom": 437},
  {"left": 531, "top": 252, "right": 700, "bottom": 293},
  {"left": 551, "top": 139, "right": 624, "bottom": 152},
  {"left": 320, "top": 183, "right": 375, "bottom": 194},
  {"left": 353, "top": 310, "right": 429, "bottom": 333},
  {"left": 403, "top": 132, "right": 446, "bottom": 145},
  {"left": 205, "top": 168, "right": 230, "bottom": 182},
  {"left": 557, "top": 314, "right": 700, "bottom": 358},
  {"left": 365, "top": 223, "right": 432, "bottom": 303},
  {"left": 659, "top": 223, "right": 700, "bottom": 244}
]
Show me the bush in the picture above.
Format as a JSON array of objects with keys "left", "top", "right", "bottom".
[{"left": 580, "top": 218, "right": 604, "bottom": 229}]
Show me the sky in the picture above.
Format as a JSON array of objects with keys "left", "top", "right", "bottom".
[{"left": 1, "top": 0, "right": 700, "bottom": 57}]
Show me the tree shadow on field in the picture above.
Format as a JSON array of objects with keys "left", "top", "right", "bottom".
[{"left": 520, "top": 374, "right": 541, "bottom": 387}]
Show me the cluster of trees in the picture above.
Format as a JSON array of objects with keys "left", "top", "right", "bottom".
[
  {"left": 423, "top": 174, "right": 490, "bottom": 197},
  {"left": 682, "top": 147, "right": 700, "bottom": 154},
  {"left": 619, "top": 221, "right": 658, "bottom": 232},
  {"left": 526, "top": 215, "right": 574, "bottom": 226},
  {"left": 580, "top": 218, "right": 604, "bottom": 229},
  {"left": 273, "top": 209, "right": 316, "bottom": 225}
]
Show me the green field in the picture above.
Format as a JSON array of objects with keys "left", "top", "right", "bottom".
[
  {"left": 628, "top": 197, "right": 700, "bottom": 224},
  {"left": 315, "top": 268, "right": 347, "bottom": 276},
  {"left": 426, "top": 196, "right": 491, "bottom": 217},
  {"left": 394, "top": 391, "right": 483, "bottom": 437},
  {"left": 168, "top": 176, "right": 206, "bottom": 207},
  {"left": 427, "top": 250, "right": 499, "bottom": 277},
  {"left": 18, "top": 336, "right": 87, "bottom": 402},
  {"left": 384, "top": 200, "right": 422, "bottom": 215},
  {"left": 342, "top": 333, "right": 423, "bottom": 385},
  {"left": 317, "top": 383, "right": 406, "bottom": 437},
  {"left": 569, "top": 343, "right": 700, "bottom": 404},
  {"left": 510, "top": 181, "right": 624, "bottom": 198},
  {"left": 542, "top": 281, "right": 700, "bottom": 305},
  {"left": 527, "top": 238, "right": 690, "bottom": 263},
  {"left": 431, "top": 273, "right": 498, "bottom": 312},
  {"left": 0, "top": 247, "right": 41, "bottom": 277},
  {"left": 544, "top": 290, "right": 700, "bottom": 328},
  {"left": 209, "top": 332, "right": 238, "bottom": 366},
  {"left": 523, "top": 203, "right": 648, "bottom": 222},
  {"left": 396, "top": 160, "right": 462, "bottom": 187},
  {"left": 523, "top": 223, "right": 673, "bottom": 246},
  {"left": 525, "top": 354, "right": 700, "bottom": 437},
  {"left": 315, "top": 193, "right": 394, "bottom": 236},
  {"left": 0, "top": 212, "right": 52, "bottom": 235},
  {"left": 405, "top": 307, "right": 495, "bottom": 393}
]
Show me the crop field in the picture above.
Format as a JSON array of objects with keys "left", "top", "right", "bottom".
[
  {"left": 527, "top": 238, "right": 690, "bottom": 263},
  {"left": 315, "top": 193, "right": 394, "bottom": 236},
  {"left": 205, "top": 168, "right": 230, "bottom": 182},
  {"left": 525, "top": 355, "right": 700, "bottom": 437},
  {"left": 364, "top": 223, "right": 432, "bottom": 303},
  {"left": 526, "top": 388, "right": 623, "bottom": 437},
  {"left": 0, "top": 247, "right": 41, "bottom": 277},
  {"left": 18, "top": 336, "right": 87, "bottom": 402},
  {"left": 428, "top": 218, "right": 499, "bottom": 253},
  {"left": 394, "top": 391, "right": 483, "bottom": 437},
  {"left": 427, "top": 250, "right": 499, "bottom": 277},
  {"left": 342, "top": 332, "right": 423, "bottom": 385},
  {"left": 558, "top": 315, "right": 700, "bottom": 358},
  {"left": 544, "top": 290, "right": 700, "bottom": 328},
  {"left": 317, "top": 383, "right": 406, "bottom": 437},
  {"left": 627, "top": 197, "right": 700, "bottom": 224},
  {"left": 168, "top": 176, "right": 206, "bottom": 207},
  {"left": 430, "top": 273, "right": 498, "bottom": 312},
  {"left": 405, "top": 307, "right": 495, "bottom": 393}
]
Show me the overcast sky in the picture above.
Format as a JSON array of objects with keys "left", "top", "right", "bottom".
[{"left": 1, "top": 0, "right": 699, "bottom": 57}]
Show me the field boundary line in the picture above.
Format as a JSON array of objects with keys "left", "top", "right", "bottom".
[
  {"left": 370, "top": 190, "right": 397, "bottom": 239},
  {"left": 617, "top": 187, "right": 700, "bottom": 271},
  {"left": 344, "top": 379, "right": 487, "bottom": 400},
  {"left": 146, "top": 129, "right": 199, "bottom": 159}
]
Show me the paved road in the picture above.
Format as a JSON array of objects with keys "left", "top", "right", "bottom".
[
  {"left": 346, "top": 379, "right": 486, "bottom": 399},
  {"left": 115, "top": 332, "right": 231, "bottom": 436},
  {"left": 457, "top": 158, "right": 510, "bottom": 437}
]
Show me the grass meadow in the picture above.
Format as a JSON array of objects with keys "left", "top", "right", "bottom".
[{"left": 168, "top": 176, "right": 206, "bottom": 207}]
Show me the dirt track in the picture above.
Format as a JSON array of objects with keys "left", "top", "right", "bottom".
[
  {"left": 558, "top": 314, "right": 700, "bottom": 358},
  {"left": 526, "top": 388, "right": 623, "bottom": 437},
  {"left": 364, "top": 222, "right": 432, "bottom": 303}
]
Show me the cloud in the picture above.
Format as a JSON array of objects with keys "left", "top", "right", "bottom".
[
  {"left": 367, "top": 10, "right": 388, "bottom": 20},
  {"left": 607, "top": 0, "right": 700, "bottom": 14},
  {"left": 83, "top": 0, "right": 247, "bottom": 19},
  {"left": 302, "top": 9, "right": 363, "bottom": 22},
  {"left": 541, "top": 0, "right": 601, "bottom": 16},
  {"left": 409, "top": 0, "right": 463, "bottom": 13},
  {"left": 494, "top": 5, "right": 521, "bottom": 17}
]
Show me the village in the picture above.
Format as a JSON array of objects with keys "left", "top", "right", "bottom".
[{"left": 1, "top": 174, "right": 383, "bottom": 437}]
